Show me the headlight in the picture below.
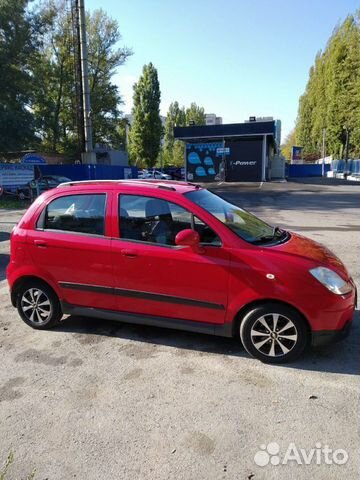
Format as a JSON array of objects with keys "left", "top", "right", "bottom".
[{"left": 309, "top": 267, "right": 352, "bottom": 295}]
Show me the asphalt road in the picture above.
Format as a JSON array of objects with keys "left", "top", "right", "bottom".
[{"left": 0, "top": 179, "right": 359, "bottom": 480}]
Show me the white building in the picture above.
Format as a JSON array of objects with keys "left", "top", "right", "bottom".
[{"left": 205, "top": 113, "right": 223, "bottom": 126}]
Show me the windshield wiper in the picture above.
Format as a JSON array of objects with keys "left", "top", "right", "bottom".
[{"left": 272, "top": 225, "right": 283, "bottom": 237}]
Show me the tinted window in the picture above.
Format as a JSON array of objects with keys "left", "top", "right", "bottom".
[
  {"left": 43, "top": 194, "right": 106, "bottom": 235},
  {"left": 119, "top": 195, "right": 220, "bottom": 246},
  {"left": 194, "top": 216, "right": 221, "bottom": 246}
]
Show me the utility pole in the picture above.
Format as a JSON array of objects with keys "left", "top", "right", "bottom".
[
  {"left": 344, "top": 126, "right": 350, "bottom": 178},
  {"left": 321, "top": 128, "right": 326, "bottom": 177},
  {"left": 71, "top": 1, "right": 84, "bottom": 155},
  {"left": 77, "top": 0, "right": 96, "bottom": 164}
]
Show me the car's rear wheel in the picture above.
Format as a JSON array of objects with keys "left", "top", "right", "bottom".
[
  {"left": 239, "top": 303, "right": 308, "bottom": 363},
  {"left": 16, "top": 281, "right": 62, "bottom": 329}
]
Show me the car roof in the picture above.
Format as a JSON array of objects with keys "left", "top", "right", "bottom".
[{"left": 56, "top": 179, "right": 201, "bottom": 194}]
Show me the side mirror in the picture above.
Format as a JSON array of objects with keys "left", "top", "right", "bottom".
[{"left": 175, "top": 229, "right": 203, "bottom": 253}]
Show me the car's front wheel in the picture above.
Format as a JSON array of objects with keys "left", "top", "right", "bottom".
[
  {"left": 239, "top": 303, "right": 308, "bottom": 363},
  {"left": 16, "top": 281, "right": 62, "bottom": 329}
]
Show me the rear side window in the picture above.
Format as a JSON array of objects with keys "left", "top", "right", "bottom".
[{"left": 41, "top": 194, "right": 106, "bottom": 236}]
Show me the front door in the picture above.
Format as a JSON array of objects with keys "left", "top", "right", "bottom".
[{"left": 111, "top": 193, "right": 230, "bottom": 324}]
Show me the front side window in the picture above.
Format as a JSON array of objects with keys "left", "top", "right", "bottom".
[
  {"left": 119, "top": 195, "right": 220, "bottom": 246},
  {"left": 42, "top": 194, "right": 106, "bottom": 236},
  {"left": 185, "top": 189, "right": 286, "bottom": 244}
]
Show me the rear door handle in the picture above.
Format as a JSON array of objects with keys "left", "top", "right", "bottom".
[
  {"left": 34, "top": 240, "right": 47, "bottom": 248},
  {"left": 121, "top": 249, "right": 138, "bottom": 258}
]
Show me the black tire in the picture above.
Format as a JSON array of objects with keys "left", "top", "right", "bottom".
[
  {"left": 16, "top": 280, "right": 62, "bottom": 329},
  {"left": 239, "top": 303, "right": 308, "bottom": 364}
]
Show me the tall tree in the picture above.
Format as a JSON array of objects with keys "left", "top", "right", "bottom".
[
  {"left": 128, "top": 63, "right": 162, "bottom": 167},
  {"left": 185, "top": 102, "right": 205, "bottom": 125},
  {"left": 295, "top": 13, "right": 360, "bottom": 158},
  {"left": 163, "top": 101, "right": 186, "bottom": 165},
  {"left": 32, "top": 1, "right": 132, "bottom": 155},
  {"left": 87, "top": 8, "right": 131, "bottom": 147},
  {"left": 0, "top": 0, "right": 40, "bottom": 151},
  {"left": 281, "top": 129, "right": 296, "bottom": 161}
]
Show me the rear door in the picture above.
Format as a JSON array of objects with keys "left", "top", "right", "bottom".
[
  {"left": 111, "top": 192, "right": 230, "bottom": 324},
  {"left": 27, "top": 190, "right": 115, "bottom": 310}
]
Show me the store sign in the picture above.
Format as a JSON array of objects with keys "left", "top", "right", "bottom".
[
  {"left": 21, "top": 153, "right": 47, "bottom": 165},
  {"left": 216, "top": 147, "right": 230, "bottom": 156},
  {"left": 226, "top": 140, "right": 263, "bottom": 182}
]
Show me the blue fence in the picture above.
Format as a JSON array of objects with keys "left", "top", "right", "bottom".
[
  {"left": 38, "top": 164, "right": 138, "bottom": 180},
  {"left": 331, "top": 159, "right": 360, "bottom": 175},
  {"left": 287, "top": 164, "right": 331, "bottom": 177}
]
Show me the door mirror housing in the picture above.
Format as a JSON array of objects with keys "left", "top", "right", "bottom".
[{"left": 175, "top": 229, "right": 203, "bottom": 253}]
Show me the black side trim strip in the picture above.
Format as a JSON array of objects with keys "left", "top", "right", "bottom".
[
  {"left": 59, "top": 281, "right": 225, "bottom": 311},
  {"left": 60, "top": 302, "right": 233, "bottom": 337}
]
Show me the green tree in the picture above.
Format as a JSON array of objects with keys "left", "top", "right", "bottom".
[
  {"left": 0, "top": 0, "right": 40, "bottom": 151},
  {"left": 32, "top": 1, "right": 131, "bottom": 155},
  {"left": 281, "top": 129, "right": 296, "bottom": 161},
  {"left": 163, "top": 101, "right": 186, "bottom": 166},
  {"left": 87, "top": 9, "right": 132, "bottom": 147},
  {"left": 128, "top": 63, "right": 162, "bottom": 167},
  {"left": 295, "top": 13, "right": 360, "bottom": 158},
  {"left": 185, "top": 102, "right": 205, "bottom": 125}
]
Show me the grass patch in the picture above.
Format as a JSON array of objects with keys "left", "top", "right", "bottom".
[
  {"left": 0, "top": 451, "right": 36, "bottom": 480},
  {"left": 0, "top": 197, "right": 29, "bottom": 210},
  {"left": 0, "top": 451, "right": 14, "bottom": 480}
]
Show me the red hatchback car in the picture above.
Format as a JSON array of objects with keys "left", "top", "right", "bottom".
[{"left": 6, "top": 180, "right": 356, "bottom": 363}]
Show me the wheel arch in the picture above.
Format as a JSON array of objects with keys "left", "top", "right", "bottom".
[
  {"left": 11, "top": 275, "right": 60, "bottom": 307},
  {"left": 232, "top": 298, "right": 311, "bottom": 336}
]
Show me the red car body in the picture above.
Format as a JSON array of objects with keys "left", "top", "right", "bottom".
[{"left": 6, "top": 180, "right": 356, "bottom": 362}]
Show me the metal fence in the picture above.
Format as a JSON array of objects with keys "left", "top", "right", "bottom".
[{"left": 38, "top": 164, "right": 138, "bottom": 180}]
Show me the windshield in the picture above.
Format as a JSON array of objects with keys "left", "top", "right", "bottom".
[{"left": 185, "top": 189, "right": 284, "bottom": 244}]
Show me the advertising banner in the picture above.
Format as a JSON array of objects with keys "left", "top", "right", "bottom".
[
  {"left": 0, "top": 164, "right": 34, "bottom": 191},
  {"left": 291, "top": 146, "right": 303, "bottom": 163},
  {"left": 186, "top": 142, "right": 225, "bottom": 182}
]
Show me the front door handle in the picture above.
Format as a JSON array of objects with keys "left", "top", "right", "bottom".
[
  {"left": 121, "top": 249, "right": 138, "bottom": 258},
  {"left": 34, "top": 240, "right": 47, "bottom": 248}
]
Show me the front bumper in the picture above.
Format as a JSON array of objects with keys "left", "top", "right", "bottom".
[{"left": 311, "top": 319, "right": 353, "bottom": 347}]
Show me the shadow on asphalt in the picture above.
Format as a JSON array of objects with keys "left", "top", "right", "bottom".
[
  {"left": 289, "top": 177, "right": 360, "bottom": 186},
  {"left": 54, "top": 309, "right": 360, "bottom": 376},
  {"left": 215, "top": 189, "right": 360, "bottom": 213},
  {"left": 0, "top": 232, "right": 10, "bottom": 242},
  {"left": 0, "top": 253, "right": 9, "bottom": 281}
]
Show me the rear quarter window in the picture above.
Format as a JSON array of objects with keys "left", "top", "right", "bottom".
[{"left": 38, "top": 193, "right": 106, "bottom": 236}]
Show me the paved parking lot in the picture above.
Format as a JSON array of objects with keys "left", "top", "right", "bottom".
[{"left": 0, "top": 179, "right": 359, "bottom": 480}]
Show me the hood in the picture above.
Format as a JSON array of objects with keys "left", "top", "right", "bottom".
[{"left": 271, "top": 232, "right": 350, "bottom": 279}]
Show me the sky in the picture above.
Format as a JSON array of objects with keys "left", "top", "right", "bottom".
[{"left": 87, "top": 0, "right": 359, "bottom": 141}]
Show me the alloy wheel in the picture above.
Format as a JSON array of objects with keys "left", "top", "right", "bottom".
[
  {"left": 21, "top": 288, "right": 52, "bottom": 325},
  {"left": 250, "top": 313, "right": 298, "bottom": 358}
]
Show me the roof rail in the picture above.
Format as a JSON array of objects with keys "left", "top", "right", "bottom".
[
  {"left": 57, "top": 179, "right": 183, "bottom": 191},
  {"left": 157, "top": 184, "right": 176, "bottom": 191},
  {"left": 57, "top": 179, "right": 121, "bottom": 187},
  {"left": 56, "top": 178, "right": 200, "bottom": 192},
  {"left": 186, "top": 182, "right": 201, "bottom": 189}
]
